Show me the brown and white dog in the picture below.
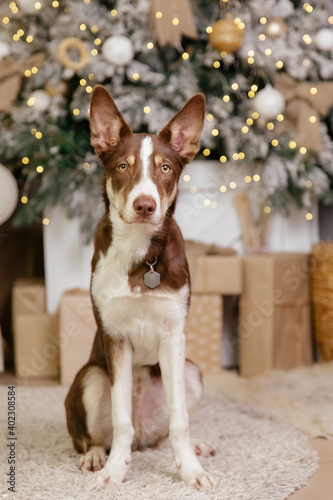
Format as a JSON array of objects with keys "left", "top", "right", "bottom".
[{"left": 65, "top": 85, "right": 215, "bottom": 489}]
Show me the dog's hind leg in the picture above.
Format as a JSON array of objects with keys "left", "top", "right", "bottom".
[{"left": 65, "top": 364, "right": 112, "bottom": 471}]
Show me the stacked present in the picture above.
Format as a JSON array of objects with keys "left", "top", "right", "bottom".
[{"left": 12, "top": 279, "right": 58, "bottom": 378}]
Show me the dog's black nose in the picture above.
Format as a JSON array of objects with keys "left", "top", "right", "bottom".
[{"left": 133, "top": 196, "right": 156, "bottom": 217}]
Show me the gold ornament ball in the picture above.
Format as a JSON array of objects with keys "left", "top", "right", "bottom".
[
  {"left": 265, "top": 17, "right": 287, "bottom": 38},
  {"left": 209, "top": 13, "right": 245, "bottom": 53}
]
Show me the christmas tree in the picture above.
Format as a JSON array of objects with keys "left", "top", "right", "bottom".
[{"left": 0, "top": 0, "right": 333, "bottom": 240}]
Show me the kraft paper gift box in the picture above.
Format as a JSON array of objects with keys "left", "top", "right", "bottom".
[
  {"left": 59, "top": 289, "right": 96, "bottom": 385},
  {"left": 12, "top": 279, "right": 46, "bottom": 316},
  {"left": 13, "top": 313, "right": 58, "bottom": 378},
  {"left": 239, "top": 253, "right": 313, "bottom": 377},
  {"left": 185, "top": 294, "right": 223, "bottom": 374}
]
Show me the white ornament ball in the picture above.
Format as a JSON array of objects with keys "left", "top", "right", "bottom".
[
  {"left": 0, "top": 164, "right": 19, "bottom": 225},
  {"left": 29, "top": 90, "right": 52, "bottom": 112},
  {"left": 314, "top": 29, "right": 333, "bottom": 51},
  {"left": 17, "top": 0, "right": 38, "bottom": 14},
  {"left": 102, "top": 36, "right": 134, "bottom": 66},
  {"left": 252, "top": 85, "right": 285, "bottom": 120},
  {"left": 0, "top": 41, "right": 10, "bottom": 60}
]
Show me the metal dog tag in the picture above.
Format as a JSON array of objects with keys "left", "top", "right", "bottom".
[{"left": 144, "top": 259, "right": 160, "bottom": 289}]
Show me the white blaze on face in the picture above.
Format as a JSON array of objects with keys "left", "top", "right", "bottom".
[{"left": 124, "top": 136, "right": 161, "bottom": 223}]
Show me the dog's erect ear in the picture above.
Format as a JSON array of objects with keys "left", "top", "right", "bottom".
[
  {"left": 159, "top": 94, "right": 205, "bottom": 163},
  {"left": 90, "top": 85, "right": 132, "bottom": 156}
]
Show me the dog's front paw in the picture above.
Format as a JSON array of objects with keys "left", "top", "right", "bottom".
[
  {"left": 181, "top": 465, "right": 216, "bottom": 489},
  {"left": 192, "top": 438, "right": 216, "bottom": 458},
  {"left": 80, "top": 446, "right": 106, "bottom": 472},
  {"left": 94, "top": 458, "right": 131, "bottom": 487}
]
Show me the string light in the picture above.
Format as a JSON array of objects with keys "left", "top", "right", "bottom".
[
  {"left": 251, "top": 85, "right": 258, "bottom": 91},
  {"left": 182, "top": 52, "right": 189, "bottom": 60},
  {"left": 253, "top": 174, "right": 260, "bottom": 182},
  {"left": 73, "top": 108, "right": 80, "bottom": 115},
  {"left": 147, "top": 42, "right": 154, "bottom": 49},
  {"left": 43, "top": 218, "right": 50, "bottom": 225},
  {"left": 190, "top": 186, "right": 197, "bottom": 194},
  {"left": 260, "top": 17, "right": 267, "bottom": 24},
  {"left": 223, "top": 95, "right": 230, "bottom": 102},
  {"left": 172, "top": 17, "right": 179, "bottom": 26},
  {"left": 211, "top": 202, "right": 218, "bottom": 209},
  {"left": 310, "top": 87, "right": 317, "bottom": 95},
  {"left": 22, "top": 157, "right": 29, "bottom": 164},
  {"left": 246, "top": 118, "right": 254, "bottom": 126},
  {"left": 247, "top": 57, "right": 254, "bottom": 64},
  {"left": 213, "top": 61, "right": 220, "bottom": 68},
  {"left": 31, "top": 128, "right": 37, "bottom": 135},
  {"left": 232, "top": 153, "right": 239, "bottom": 160},
  {"left": 88, "top": 73, "right": 95, "bottom": 80},
  {"left": 80, "top": 24, "right": 86, "bottom": 31},
  {"left": 207, "top": 114, "right": 214, "bottom": 121},
  {"left": 276, "top": 61, "right": 284, "bottom": 69},
  {"left": 212, "top": 128, "right": 219, "bottom": 136},
  {"left": 84, "top": 0, "right": 91, "bottom": 3},
  {"left": 94, "top": 38, "right": 102, "bottom": 46},
  {"left": 231, "top": 83, "right": 239, "bottom": 90},
  {"left": 305, "top": 213, "right": 313, "bottom": 220},
  {"left": 303, "top": 59, "right": 310, "bottom": 66},
  {"left": 220, "top": 51, "right": 228, "bottom": 58},
  {"left": 242, "top": 126, "right": 249, "bottom": 134},
  {"left": 309, "top": 115, "right": 316, "bottom": 123},
  {"left": 252, "top": 112, "right": 259, "bottom": 119},
  {"left": 3, "top": 17, "right": 10, "bottom": 24},
  {"left": 219, "top": 155, "right": 227, "bottom": 163},
  {"left": 305, "top": 180, "right": 313, "bottom": 188},
  {"left": 52, "top": 1, "right": 59, "bottom": 7},
  {"left": 267, "top": 122, "right": 274, "bottom": 130},
  {"left": 206, "top": 26, "right": 213, "bottom": 34},
  {"left": 264, "top": 206, "right": 271, "bottom": 214},
  {"left": 91, "top": 49, "right": 98, "bottom": 56},
  {"left": 21, "top": 196, "right": 28, "bottom": 204},
  {"left": 277, "top": 114, "right": 284, "bottom": 121},
  {"left": 183, "top": 175, "right": 190, "bottom": 182},
  {"left": 229, "top": 181, "right": 237, "bottom": 189},
  {"left": 265, "top": 48, "right": 272, "bottom": 56},
  {"left": 271, "top": 139, "right": 279, "bottom": 146},
  {"left": 143, "top": 106, "right": 151, "bottom": 114},
  {"left": 303, "top": 34, "right": 312, "bottom": 44},
  {"left": 239, "top": 152, "right": 245, "bottom": 159},
  {"left": 248, "top": 90, "right": 255, "bottom": 98},
  {"left": 220, "top": 185, "right": 227, "bottom": 192},
  {"left": 27, "top": 97, "right": 35, "bottom": 106},
  {"left": 329, "top": 16, "right": 333, "bottom": 24},
  {"left": 289, "top": 141, "right": 297, "bottom": 149},
  {"left": 299, "top": 147, "right": 307, "bottom": 154},
  {"left": 244, "top": 176, "right": 252, "bottom": 183},
  {"left": 80, "top": 79, "right": 86, "bottom": 86},
  {"left": 26, "top": 35, "right": 33, "bottom": 43},
  {"left": 35, "top": 131, "right": 43, "bottom": 139},
  {"left": 91, "top": 26, "right": 98, "bottom": 33},
  {"left": 110, "top": 9, "right": 117, "bottom": 16},
  {"left": 204, "top": 199, "right": 211, "bottom": 206},
  {"left": 83, "top": 162, "right": 90, "bottom": 169},
  {"left": 35, "top": 2, "right": 42, "bottom": 10},
  {"left": 156, "top": 11, "right": 162, "bottom": 19},
  {"left": 259, "top": 34, "right": 266, "bottom": 41},
  {"left": 86, "top": 86, "right": 93, "bottom": 93},
  {"left": 36, "top": 166, "right": 44, "bottom": 173},
  {"left": 132, "top": 73, "right": 140, "bottom": 80},
  {"left": 203, "top": 148, "right": 211, "bottom": 156}
]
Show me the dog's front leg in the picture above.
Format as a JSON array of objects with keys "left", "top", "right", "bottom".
[
  {"left": 95, "top": 336, "right": 133, "bottom": 486},
  {"left": 159, "top": 333, "right": 215, "bottom": 489}
]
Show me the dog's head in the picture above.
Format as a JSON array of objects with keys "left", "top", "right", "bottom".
[{"left": 90, "top": 85, "right": 205, "bottom": 225}]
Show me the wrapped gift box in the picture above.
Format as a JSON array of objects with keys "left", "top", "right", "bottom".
[
  {"left": 12, "top": 279, "right": 58, "bottom": 378},
  {"left": 12, "top": 279, "right": 46, "bottom": 316},
  {"left": 59, "top": 289, "right": 96, "bottom": 385},
  {"left": 239, "top": 253, "right": 313, "bottom": 376},
  {"left": 185, "top": 294, "right": 223, "bottom": 374},
  {"left": 13, "top": 313, "right": 58, "bottom": 378}
]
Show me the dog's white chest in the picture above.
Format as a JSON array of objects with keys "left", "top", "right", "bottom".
[{"left": 91, "top": 243, "right": 189, "bottom": 366}]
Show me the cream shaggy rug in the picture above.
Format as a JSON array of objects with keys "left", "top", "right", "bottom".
[
  {"left": 0, "top": 386, "right": 317, "bottom": 500},
  {"left": 204, "top": 362, "right": 333, "bottom": 439}
]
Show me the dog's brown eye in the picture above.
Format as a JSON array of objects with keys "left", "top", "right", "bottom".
[
  {"left": 161, "top": 165, "right": 170, "bottom": 174},
  {"left": 118, "top": 163, "right": 128, "bottom": 172}
]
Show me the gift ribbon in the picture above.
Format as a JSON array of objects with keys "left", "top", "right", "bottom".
[
  {"left": 274, "top": 73, "right": 333, "bottom": 153},
  {"left": 149, "top": 0, "right": 198, "bottom": 49}
]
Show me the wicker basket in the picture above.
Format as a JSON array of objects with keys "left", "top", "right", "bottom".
[{"left": 311, "top": 242, "right": 333, "bottom": 361}]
